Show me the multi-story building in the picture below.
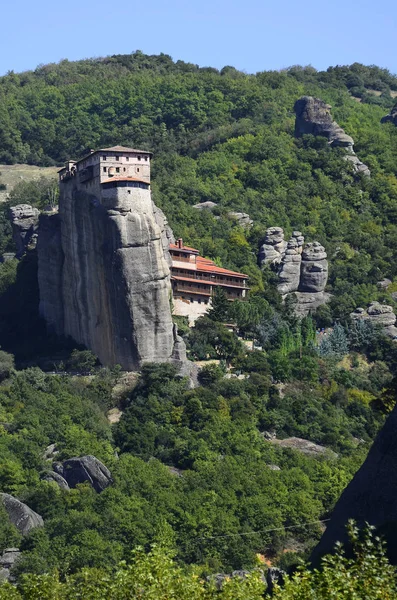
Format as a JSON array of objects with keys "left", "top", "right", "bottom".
[
  {"left": 170, "top": 238, "right": 249, "bottom": 324},
  {"left": 58, "top": 145, "right": 151, "bottom": 197}
]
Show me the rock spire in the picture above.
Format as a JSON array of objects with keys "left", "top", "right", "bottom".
[{"left": 294, "top": 96, "right": 370, "bottom": 177}]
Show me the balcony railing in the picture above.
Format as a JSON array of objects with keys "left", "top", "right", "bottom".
[{"left": 172, "top": 272, "right": 248, "bottom": 289}]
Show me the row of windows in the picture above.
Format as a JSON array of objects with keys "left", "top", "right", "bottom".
[
  {"left": 102, "top": 181, "right": 149, "bottom": 189},
  {"left": 102, "top": 155, "right": 148, "bottom": 162},
  {"left": 103, "top": 167, "right": 140, "bottom": 174}
]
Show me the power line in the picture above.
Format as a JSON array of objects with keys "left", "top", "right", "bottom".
[{"left": 195, "top": 518, "right": 330, "bottom": 541}]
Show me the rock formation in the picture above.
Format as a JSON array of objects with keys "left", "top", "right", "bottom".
[
  {"left": 350, "top": 302, "right": 397, "bottom": 339},
  {"left": 9, "top": 204, "right": 40, "bottom": 257},
  {"left": 1, "top": 493, "right": 44, "bottom": 535},
  {"left": 37, "top": 166, "right": 185, "bottom": 371},
  {"left": 294, "top": 96, "right": 370, "bottom": 176},
  {"left": 53, "top": 455, "right": 113, "bottom": 493},
  {"left": 277, "top": 232, "right": 304, "bottom": 294},
  {"left": 227, "top": 211, "right": 253, "bottom": 228},
  {"left": 258, "top": 227, "right": 287, "bottom": 266},
  {"left": 259, "top": 228, "right": 330, "bottom": 315},
  {"left": 381, "top": 105, "right": 397, "bottom": 126},
  {"left": 268, "top": 437, "right": 337, "bottom": 458},
  {"left": 0, "top": 548, "right": 21, "bottom": 582},
  {"left": 311, "top": 402, "right": 397, "bottom": 564},
  {"left": 41, "top": 471, "right": 70, "bottom": 490}
]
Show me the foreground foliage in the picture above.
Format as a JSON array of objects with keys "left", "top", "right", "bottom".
[{"left": 0, "top": 524, "right": 396, "bottom": 599}]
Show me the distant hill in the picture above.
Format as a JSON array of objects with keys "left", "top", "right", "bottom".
[
  {"left": 0, "top": 164, "right": 58, "bottom": 202},
  {"left": 1, "top": 52, "right": 397, "bottom": 322}
]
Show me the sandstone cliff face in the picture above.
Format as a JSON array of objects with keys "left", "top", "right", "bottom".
[
  {"left": 38, "top": 182, "right": 178, "bottom": 371},
  {"left": 311, "top": 403, "right": 397, "bottom": 564},
  {"left": 294, "top": 96, "right": 370, "bottom": 177}
]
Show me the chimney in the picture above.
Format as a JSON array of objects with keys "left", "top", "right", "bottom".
[{"left": 177, "top": 238, "right": 183, "bottom": 249}]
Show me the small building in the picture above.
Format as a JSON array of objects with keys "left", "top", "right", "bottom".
[{"left": 170, "top": 238, "right": 249, "bottom": 324}]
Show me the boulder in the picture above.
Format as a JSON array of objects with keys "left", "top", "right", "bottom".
[
  {"left": 268, "top": 437, "right": 337, "bottom": 458},
  {"left": 299, "top": 242, "right": 328, "bottom": 293},
  {"left": 350, "top": 302, "right": 397, "bottom": 339},
  {"left": 192, "top": 201, "right": 217, "bottom": 211},
  {"left": 0, "top": 548, "right": 21, "bottom": 582},
  {"left": 258, "top": 227, "right": 287, "bottom": 266},
  {"left": 227, "top": 211, "right": 253, "bottom": 228},
  {"left": 9, "top": 204, "right": 40, "bottom": 257},
  {"left": 266, "top": 567, "right": 285, "bottom": 594},
  {"left": 0, "top": 493, "right": 44, "bottom": 535},
  {"left": 345, "top": 154, "right": 370, "bottom": 177},
  {"left": 41, "top": 471, "right": 70, "bottom": 490},
  {"left": 55, "top": 455, "right": 113, "bottom": 493},
  {"left": 311, "top": 402, "right": 397, "bottom": 564},
  {"left": 381, "top": 105, "right": 397, "bottom": 126}
]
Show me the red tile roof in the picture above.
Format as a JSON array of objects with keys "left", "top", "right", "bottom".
[
  {"left": 75, "top": 146, "right": 152, "bottom": 165},
  {"left": 195, "top": 258, "right": 248, "bottom": 278},
  {"left": 170, "top": 241, "right": 248, "bottom": 279}
]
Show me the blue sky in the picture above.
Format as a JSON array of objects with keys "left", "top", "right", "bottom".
[{"left": 1, "top": 0, "right": 396, "bottom": 75}]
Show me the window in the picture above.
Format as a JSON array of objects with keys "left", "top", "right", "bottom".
[
  {"left": 198, "top": 299, "right": 201, "bottom": 304},
  {"left": 145, "top": 156, "right": 148, "bottom": 161},
  {"left": 138, "top": 156, "right": 141, "bottom": 161},
  {"left": 116, "top": 156, "right": 119, "bottom": 161},
  {"left": 123, "top": 167, "right": 126, "bottom": 172},
  {"left": 103, "top": 167, "right": 107, "bottom": 172},
  {"left": 126, "top": 157, "right": 129, "bottom": 161},
  {"left": 137, "top": 168, "right": 140, "bottom": 172},
  {"left": 127, "top": 190, "right": 131, "bottom": 194},
  {"left": 116, "top": 167, "right": 120, "bottom": 173},
  {"left": 190, "top": 298, "right": 194, "bottom": 303},
  {"left": 103, "top": 156, "right": 107, "bottom": 160}
]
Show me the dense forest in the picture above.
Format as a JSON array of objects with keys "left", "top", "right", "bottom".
[{"left": 1, "top": 52, "right": 397, "bottom": 594}]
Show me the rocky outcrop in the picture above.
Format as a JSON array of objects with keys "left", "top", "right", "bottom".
[
  {"left": 227, "top": 211, "right": 253, "bottom": 228},
  {"left": 381, "top": 105, "right": 397, "bottom": 126},
  {"left": 9, "top": 204, "right": 40, "bottom": 257},
  {"left": 277, "top": 241, "right": 302, "bottom": 295},
  {"left": 294, "top": 96, "right": 370, "bottom": 176},
  {"left": 38, "top": 183, "right": 182, "bottom": 371},
  {"left": 259, "top": 228, "right": 330, "bottom": 315},
  {"left": 193, "top": 201, "right": 217, "bottom": 211},
  {"left": 268, "top": 437, "right": 337, "bottom": 458},
  {"left": 0, "top": 548, "right": 21, "bottom": 582},
  {"left": 311, "top": 402, "right": 397, "bottom": 563},
  {"left": 295, "top": 96, "right": 354, "bottom": 148},
  {"left": 258, "top": 227, "right": 287, "bottom": 266},
  {"left": 350, "top": 302, "right": 397, "bottom": 339},
  {"left": 54, "top": 455, "right": 113, "bottom": 493},
  {"left": 0, "top": 493, "right": 44, "bottom": 535},
  {"left": 41, "top": 471, "right": 70, "bottom": 490},
  {"left": 299, "top": 242, "right": 328, "bottom": 293}
]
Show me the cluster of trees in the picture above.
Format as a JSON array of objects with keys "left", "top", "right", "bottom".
[
  {"left": 1, "top": 524, "right": 396, "bottom": 599},
  {"left": 1, "top": 52, "right": 397, "bottom": 590}
]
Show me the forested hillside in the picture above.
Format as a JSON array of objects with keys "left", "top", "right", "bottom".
[{"left": 1, "top": 52, "right": 397, "bottom": 592}]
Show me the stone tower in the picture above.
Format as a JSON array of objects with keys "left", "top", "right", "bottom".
[{"left": 38, "top": 146, "right": 176, "bottom": 370}]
